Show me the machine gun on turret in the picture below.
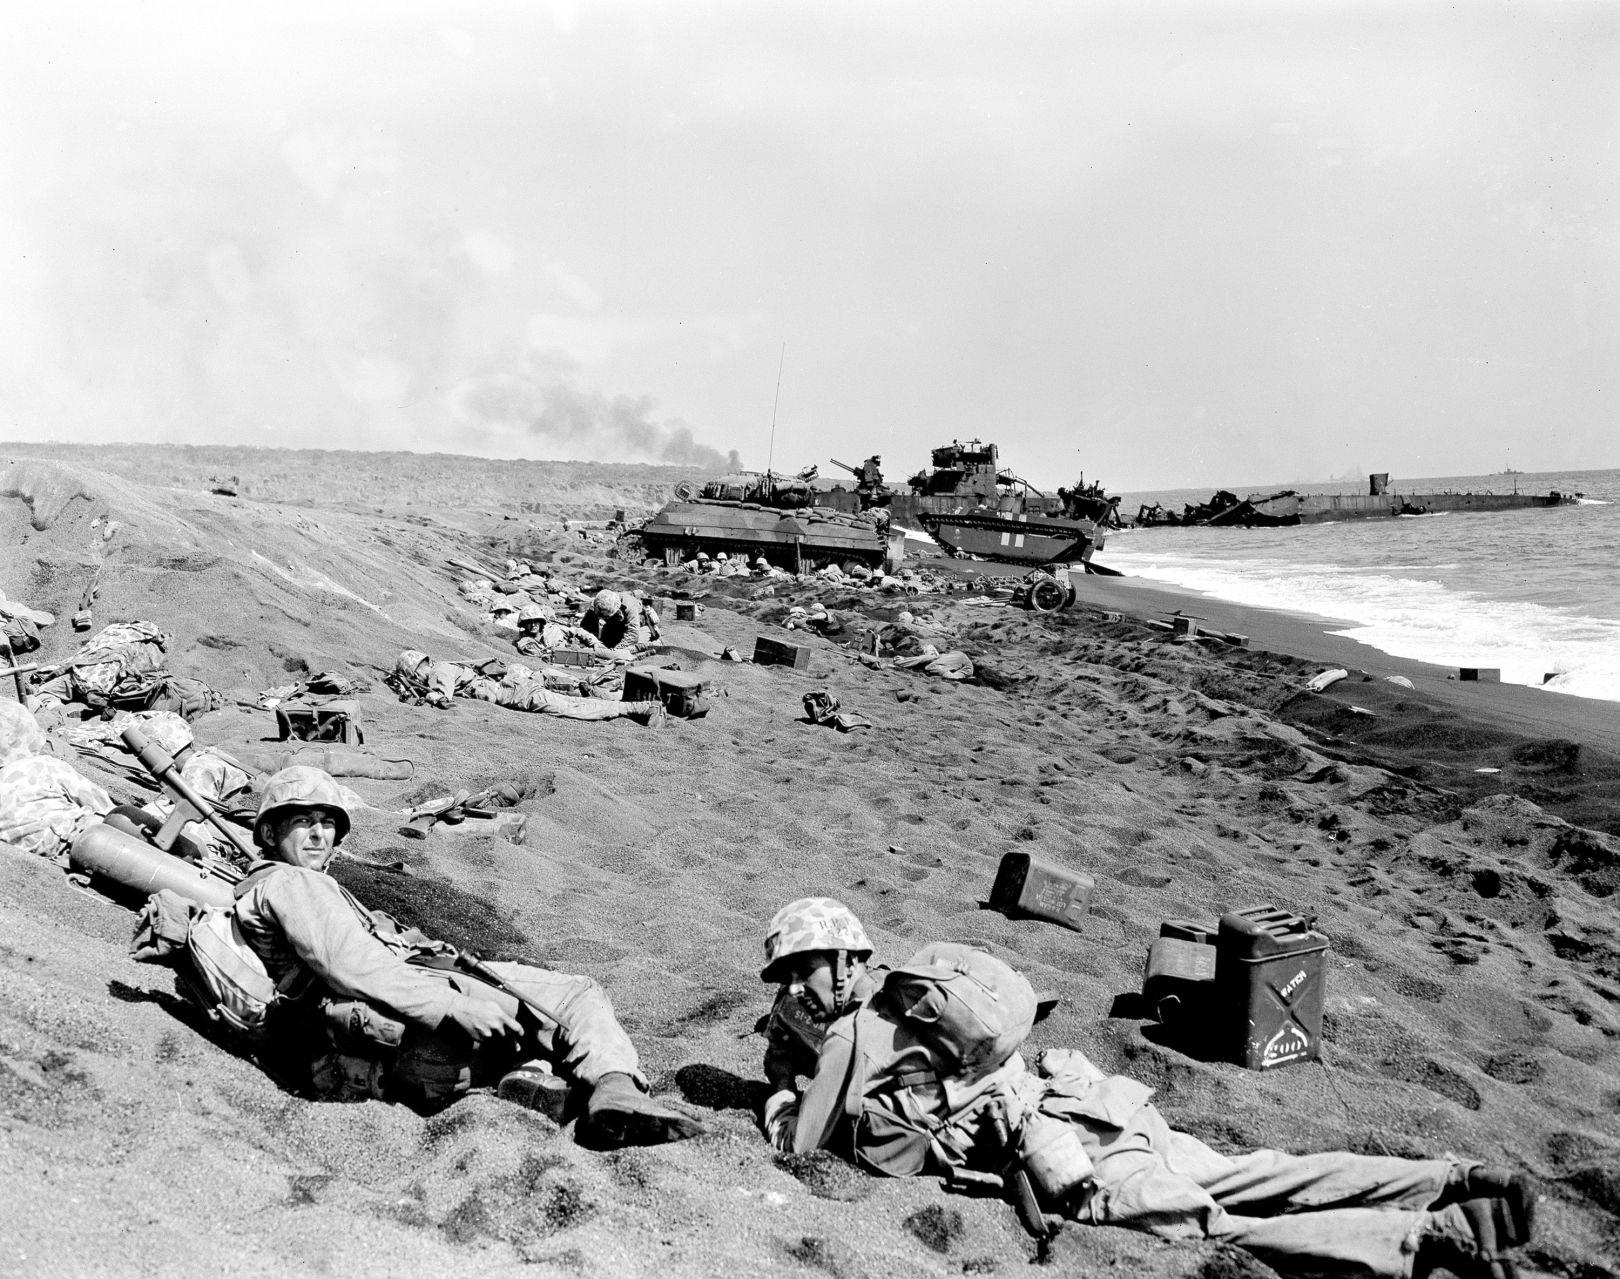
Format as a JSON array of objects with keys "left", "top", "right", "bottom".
[{"left": 830, "top": 456, "right": 890, "bottom": 508}]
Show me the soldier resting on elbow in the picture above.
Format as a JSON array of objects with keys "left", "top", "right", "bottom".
[{"left": 756, "top": 897, "right": 1534, "bottom": 1279}]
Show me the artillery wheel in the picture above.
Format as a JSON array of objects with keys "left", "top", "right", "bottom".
[{"left": 1027, "top": 577, "right": 1067, "bottom": 613}]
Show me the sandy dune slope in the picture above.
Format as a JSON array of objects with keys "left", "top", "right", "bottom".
[{"left": 2, "top": 451, "right": 1616, "bottom": 1279}]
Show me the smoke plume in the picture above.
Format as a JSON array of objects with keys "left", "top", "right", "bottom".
[{"left": 450, "top": 375, "right": 742, "bottom": 471}]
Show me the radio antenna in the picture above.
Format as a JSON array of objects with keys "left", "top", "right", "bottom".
[{"left": 766, "top": 342, "right": 786, "bottom": 479}]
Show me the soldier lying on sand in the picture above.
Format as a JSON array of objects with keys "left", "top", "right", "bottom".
[
  {"left": 755, "top": 897, "right": 1535, "bottom": 1279},
  {"left": 0, "top": 699, "right": 115, "bottom": 862},
  {"left": 387, "top": 649, "right": 664, "bottom": 725},
  {"left": 228, "top": 766, "right": 702, "bottom": 1146}
]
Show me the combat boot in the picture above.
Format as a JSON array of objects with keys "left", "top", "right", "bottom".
[
  {"left": 581, "top": 1072, "right": 704, "bottom": 1147},
  {"left": 1415, "top": 1199, "right": 1526, "bottom": 1279},
  {"left": 497, "top": 1060, "right": 571, "bottom": 1123},
  {"left": 1432, "top": 1165, "right": 1536, "bottom": 1243},
  {"left": 630, "top": 702, "right": 668, "bottom": 728}
]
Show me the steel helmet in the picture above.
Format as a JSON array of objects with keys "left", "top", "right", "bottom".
[
  {"left": 761, "top": 897, "right": 873, "bottom": 982},
  {"left": 254, "top": 766, "right": 352, "bottom": 849},
  {"left": 591, "top": 589, "right": 622, "bottom": 615},
  {"left": 517, "top": 602, "right": 549, "bottom": 623},
  {"left": 695, "top": 552, "right": 709, "bottom": 562},
  {"left": 715, "top": 552, "right": 728, "bottom": 561}
]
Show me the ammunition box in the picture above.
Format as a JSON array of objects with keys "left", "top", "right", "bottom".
[
  {"left": 753, "top": 636, "right": 812, "bottom": 671},
  {"left": 989, "top": 852, "right": 1094, "bottom": 932},
  {"left": 674, "top": 603, "right": 697, "bottom": 622},
  {"left": 623, "top": 665, "right": 711, "bottom": 718},
  {"left": 1143, "top": 934, "right": 1218, "bottom": 1031}
]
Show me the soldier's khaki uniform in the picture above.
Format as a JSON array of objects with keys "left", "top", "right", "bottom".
[
  {"left": 773, "top": 997, "right": 1459, "bottom": 1279},
  {"left": 580, "top": 597, "right": 651, "bottom": 654},
  {"left": 233, "top": 860, "right": 643, "bottom": 1100},
  {"left": 390, "top": 650, "right": 648, "bottom": 723}
]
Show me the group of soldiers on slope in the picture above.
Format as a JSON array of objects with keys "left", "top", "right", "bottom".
[{"left": 0, "top": 578, "right": 1539, "bottom": 1278}]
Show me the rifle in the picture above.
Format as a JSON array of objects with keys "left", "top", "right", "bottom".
[
  {"left": 453, "top": 950, "right": 566, "bottom": 1027},
  {"left": 120, "top": 724, "right": 254, "bottom": 876},
  {"left": 398, "top": 783, "right": 523, "bottom": 839},
  {"left": 987, "top": 1104, "right": 1061, "bottom": 1246}
]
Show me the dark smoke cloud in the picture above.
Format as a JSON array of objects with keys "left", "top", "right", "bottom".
[{"left": 450, "top": 375, "right": 741, "bottom": 471}]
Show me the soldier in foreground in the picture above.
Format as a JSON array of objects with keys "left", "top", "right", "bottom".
[
  {"left": 235, "top": 766, "right": 702, "bottom": 1146},
  {"left": 757, "top": 898, "right": 1535, "bottom": 1279}
]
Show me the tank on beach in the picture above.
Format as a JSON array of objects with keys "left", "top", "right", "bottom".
[
  {"left": 632, "top": 440, "right": 1125, "bottom": 572},
  {"left": 630, "top": 467, "right": 897, "bottom": 573}
]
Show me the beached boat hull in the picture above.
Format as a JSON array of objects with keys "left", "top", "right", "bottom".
[
  {"left": 1208, "top": 489, "right": 1579, "bottom": 526},
  {"left": 919, "top": 511, "right": 1098, "bottom": 566}
]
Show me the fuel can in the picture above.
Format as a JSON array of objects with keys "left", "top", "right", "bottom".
[
  {"left": 989, "top": 852, "right": 1094, "bottom": 932},
  {"left": 1215, "top": 905, "right": 1329, "bottom": 1071}
]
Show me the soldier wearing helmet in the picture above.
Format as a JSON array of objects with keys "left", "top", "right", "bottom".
[
  {"left": 754, "top": 899, "right": 1535, "bottom": 1279},
  {"left": 759, "top": 898, "right": 879, "bottom": 1101},
  {"left": 231, "top": 766, "right": 701, "bottom": 1146},
  {"left": 579, "top": 587, "right": 654, "bottom": 655}
]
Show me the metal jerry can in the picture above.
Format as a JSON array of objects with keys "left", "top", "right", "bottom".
[
  {"left": 1215, "top": 905, "right": 1329, "bottom": 1071},
  {"left": 989, "top": 852, "right": 1095, "bottom": 933}
]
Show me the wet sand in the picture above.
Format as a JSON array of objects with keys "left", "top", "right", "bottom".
[{"left": 3, "top": 451, "right": 1618, "bottom": 1279}]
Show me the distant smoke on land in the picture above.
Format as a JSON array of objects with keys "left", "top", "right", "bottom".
[{"left": 450, "top": 375, "right": 742, "bottom": 471}]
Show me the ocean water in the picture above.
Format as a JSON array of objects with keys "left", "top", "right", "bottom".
[{"left": 1094, "top": 468, "right": 1620, "bottom": 705}]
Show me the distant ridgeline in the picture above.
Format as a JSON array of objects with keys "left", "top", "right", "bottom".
[{"left": 0, "top": 442, "right": 710, "bottom": 519}]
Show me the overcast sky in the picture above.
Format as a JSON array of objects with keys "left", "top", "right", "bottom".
[{"left": 1, "top": 1, "right": 1614, "bottom": 491}]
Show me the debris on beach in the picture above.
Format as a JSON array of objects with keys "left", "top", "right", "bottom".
[{"left": 5, "top": 446, "right": 1620, "bottom": 1279}]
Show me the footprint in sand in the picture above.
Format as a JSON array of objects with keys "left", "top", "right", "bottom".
[{"left": 1379, "top": 1057, "right": 1482, "bottom": 1111}]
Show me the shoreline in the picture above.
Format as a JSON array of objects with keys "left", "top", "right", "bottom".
[
  {"left": 6, "top": 453, "right": 1620, "bottom": 1277},
  {"left": 1068, "top": 570, "right": 1620, "bottom": 755}
]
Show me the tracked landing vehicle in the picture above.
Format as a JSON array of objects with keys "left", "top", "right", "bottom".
[{"left": 631, "top": 471, "right": 898, "bottom": 572}]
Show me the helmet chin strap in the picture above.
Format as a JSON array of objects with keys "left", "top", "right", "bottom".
[{"left": 831, "top": 952, "right": 853, "bottom": 1013}]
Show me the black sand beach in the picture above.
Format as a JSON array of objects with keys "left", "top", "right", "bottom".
[{"left": 3, "top": 449, "right": 1617, "bottom": 1278}]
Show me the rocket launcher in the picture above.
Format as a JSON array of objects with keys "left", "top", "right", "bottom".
[{"left": 120, "top": 724, "right": 255, "bottom": 874}]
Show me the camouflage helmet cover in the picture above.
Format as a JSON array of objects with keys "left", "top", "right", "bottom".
[
  {"left": 591, "top": 589, "right": 622, "bottom": 615},
  {"left": 254, "top": 765, "right": 352, "bottom": 849},
  {"left": 140, "top": 713, "right": 194, "bottom": 758},
  {"left": 517, "top": 602, "right": 550, "bottom": 623},
  {"left": 0, "top": 699, "right": 46, "bottom": 768},
  {"left": 761, "top": 897, "right": 873, "bottom": 982}
]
